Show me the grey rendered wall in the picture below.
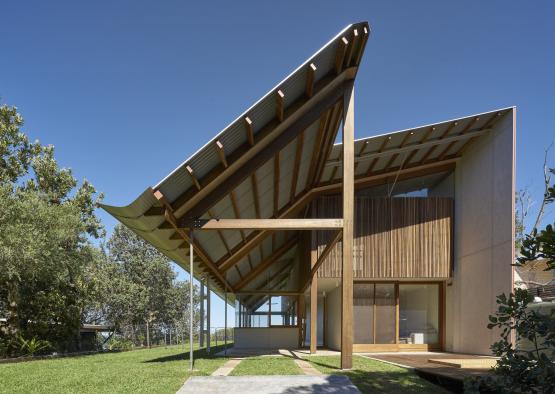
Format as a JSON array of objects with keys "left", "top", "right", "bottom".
[
  {"left": 325, "top": 286, "right": 342, "bottom": 350},
  {"left": 234, "top": 327, "right": 298, "bottom": 348},
  {"left": 445, "top": 108, "right": 515, "bottom": 354}
]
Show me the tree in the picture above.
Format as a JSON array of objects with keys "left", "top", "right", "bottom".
[
  {"left": 99, "top": 224, "right": 200, "bottom": 344},
  {"left": 0, "top": 103, "right": 104, "bottom": 355}
]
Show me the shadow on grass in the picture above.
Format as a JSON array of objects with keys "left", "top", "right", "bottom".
[
  {"left": 143, "top": 344, "right": 230, "bottom": 363},
  {"left": 306, "top": 359, "right": 451, "bottom": 394}
]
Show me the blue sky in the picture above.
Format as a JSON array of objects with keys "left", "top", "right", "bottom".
[{"left": 2, "top": 1, "right": 554, "bottom": 327}]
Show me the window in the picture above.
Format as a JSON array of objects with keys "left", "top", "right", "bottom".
[
  {"left": 399, "top": 284, "right": 439, "bottom": 344},
  {"left": 352, "top": 282, "right": 441, "bottom": 345},
  {"left": 353, "top": 284, "right": 374, "bottom": 343},
  {"left": 235, "top": 295, "right": 298, "bottom": 328},
  {"left": 270, "top": 296, "right": 297, "bottom": 326}
]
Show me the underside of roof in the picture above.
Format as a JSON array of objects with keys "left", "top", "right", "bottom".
[{"left": 101, "top": 21, "right": 511, "bottom": 304}]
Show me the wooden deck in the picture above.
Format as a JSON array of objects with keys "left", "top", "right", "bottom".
[{"left": 364, "top": 352, "right": 494, "bottom": 388}]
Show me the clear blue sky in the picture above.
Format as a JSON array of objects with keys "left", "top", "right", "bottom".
[{"left": 2, "top": 1, "right": 554, "bottom": 327}]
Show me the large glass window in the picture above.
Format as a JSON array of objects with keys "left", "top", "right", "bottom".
[
  {"left": 270, "top": 296, "right": 297, "bottom": 326},
  {"left": 374, "top": 284, "right": 396, "bottom": 344},
  {"left": 235, "top": 296, "right": 298, "bottom": 328},
  {"left": 352, "top": 282, "right": 441, "bottom": 345},
  {"left": 353, "top": 284, "right": 374, "bottom": 343},
  {"left": 399, "top": 284, "right": 439, "bottom": 344}
]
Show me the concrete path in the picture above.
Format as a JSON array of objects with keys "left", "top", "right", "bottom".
[
  {"left": 176, "top": 375, "right": 361, "bottom": 393},
  {"left": 293, "top": 358, "right": 322, "bottom": 375},
  {"left": 211, "top": 358, "right": 243, "bottom": 376}
]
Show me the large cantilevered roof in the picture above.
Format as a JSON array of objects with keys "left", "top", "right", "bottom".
[{"left": 101, "top": 21, "right": 511, "bottom": 302}]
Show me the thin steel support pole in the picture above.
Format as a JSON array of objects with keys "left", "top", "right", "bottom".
[
  {"left": 189, "top": 230, "right": 194, "bottom": 371},
  {"left": 224, "top": 289, "right": 228, "bottom": 356}
]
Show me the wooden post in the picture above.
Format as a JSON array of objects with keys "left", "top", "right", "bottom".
[
  {"left": 341, "top": 81, "right": 354, "bottom": 369},
  {"left": 310, "top": 242, "right": 318, "bottom": 354}
]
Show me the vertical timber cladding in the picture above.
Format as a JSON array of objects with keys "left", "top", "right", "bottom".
[{"left": 311, "top": 196, "right": 453, "bottom": 278}]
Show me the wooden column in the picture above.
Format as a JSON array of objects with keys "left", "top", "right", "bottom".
[
  {"left": 310, "top": 241, "right": 318, "bottom": 354},
  {"left": 341, "top": 81, "right": 354, "bottom": 369}
]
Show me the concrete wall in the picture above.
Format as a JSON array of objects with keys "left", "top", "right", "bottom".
[
  {"left": 234, "top": 327, "right": 298, "bottom": 349},
  {"left": 444, "top": 109, "right": 515, "bottom": 354},
  {"left": 325, "top": 286, "right": 342, "bottom": 350}
]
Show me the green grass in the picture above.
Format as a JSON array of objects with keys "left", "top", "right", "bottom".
[
  {"left": 307, "top": 355, "right": 449, "bottom": 394},
  {"left": 0, "top": 344, "right": 230, "bottom": 394},
  {"left": 230, "top": 356, "right": 302, "bottom": 376}
]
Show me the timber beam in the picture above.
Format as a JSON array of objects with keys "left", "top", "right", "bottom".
[{"left": 182, "top": 218, "right": 343, "bottom": 231}]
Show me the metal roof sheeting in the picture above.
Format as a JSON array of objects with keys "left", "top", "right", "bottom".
[{"left": 101, "top": 22, "right": 370, "bottom": 301}]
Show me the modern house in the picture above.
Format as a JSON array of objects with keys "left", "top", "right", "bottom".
[{"left": 102, "top": 22, "right": 515, "bottom": 368}]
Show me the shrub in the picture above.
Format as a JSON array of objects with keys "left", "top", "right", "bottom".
[
  {"left": 466, "top": 288, "right": 555, "bottom": 393},
  {"left": 106, "top": 337, "right": 133, "bottom": 351},
  {"left": 17, "top": 335, "right": 51, "bottom": 357}
]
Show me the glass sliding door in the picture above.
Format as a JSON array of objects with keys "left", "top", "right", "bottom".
[
  {"left": 353, "top": 284, "right": 374, "bottom": 343},
  {"left": 398, "top": 284, "right": 439, "bottom": 344},
  {"left": 352, "top": 282, "right": 441, "bottom": 347},
  {"left": 374, "top": 284, "right": 396, "bottom": 344}
]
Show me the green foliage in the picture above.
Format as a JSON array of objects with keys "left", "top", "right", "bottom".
[
  {"left": 106, "top": 337, "right": 133, "bottom": 351},
  {"left": 519, "top": 224, "right": 555, "bottom": 270},
  {"left": 467, "top": 289, "right": 555, "bottom": 393},
  {"left": 518, "top": 167, "right": 555, "bottom": 270},
  {"left": 17, "top": 335, "right": 51, "bottom": 357},
  {"left": 84, "top": 224, "right": 199, "bottom": 346},
  {"left": 0, "top": 103, "right": 104, "bottom": 355}
]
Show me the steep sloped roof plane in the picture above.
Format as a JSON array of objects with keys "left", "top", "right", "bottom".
[{"left": 102, "top": 22, "right": 371, "bottom": 300}]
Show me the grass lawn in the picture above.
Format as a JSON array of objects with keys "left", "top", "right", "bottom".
[
  {"left": 0, "top": 344, "right": 230, "bottom": 394},
  {"left": 307, "top": 355, "right": 449, "bottom": 393},
  {"left": 230, "top": 356, "right": 302, "bottom": 376}
]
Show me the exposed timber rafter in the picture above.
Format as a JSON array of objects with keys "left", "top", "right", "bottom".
[
  {"left": 186, "top": 165, "right": 201, "bottom": 190},
  {"left": 215, "top": 140, "right": 228, "bottom": 168},
  {"left": 453, "top": 112, "right": 503, "bottom": 157},
  {"left": 150, "top": 189, "right": 232, "bottom": 292},
  {"left": 306, "top": 63, "right": 317, "bottom": 98},
  {"left": 437, "top": 116, "right": 481, "bottom": 160},
  {"left": 274, "top": 152, "right": 280, "bottom": 217},
  {"left": 276, "top": 90, "right": 285, "bottom": 122},
  {"left": 290, "top": 132, "right": 304, "bottom": 201},
  {"left": 234, "top": 236, "right": 298, "bottom": 291},
  {"left": 244, "top": 116, "right": 254, "bottom": 146},
  {"left": 335, "top": 37, "right": 349, "bottom": 74},
  {"left": 165, "top": 67, "right": 357, "bottom": 226},
  {"left": 344, "top": 29, "right": 359, "bottom": 68},
  {"left": 326, "top": 127, "right": 492, "bottom": 169},
  {"left": 366, "top": 135, "right": 391, "bottom": 175},
  {"left": 353, "top": 26, "right": 369, "bottom": 66}
]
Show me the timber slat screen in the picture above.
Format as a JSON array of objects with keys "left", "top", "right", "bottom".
[{"left": 311, "top": 196, "right": 453, "bottom": 278}]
